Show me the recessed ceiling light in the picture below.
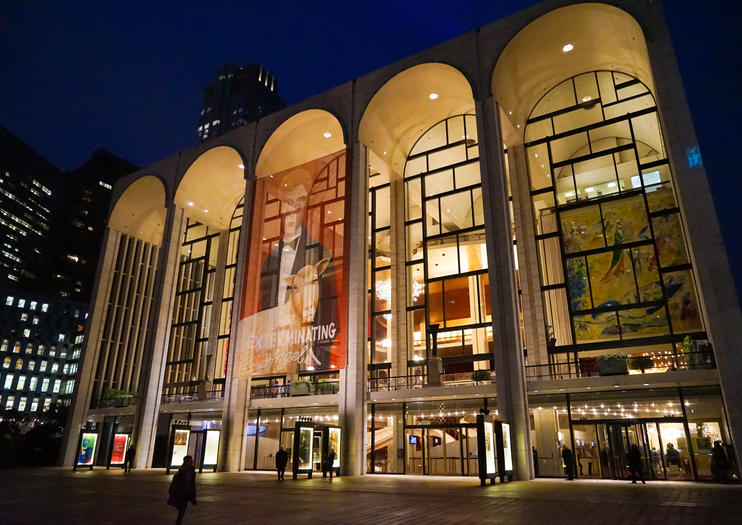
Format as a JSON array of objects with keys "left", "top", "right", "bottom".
[
  {"left": 582, "top": 96, "right": 592, "bottom": 102},
  {"left": 204, "top": 209, "right": 209, "bottom": 213},
  {"left": 188, "top": 202, "right": 194, "bottom": 207},
  {"left": 323, "top": 132, "right": 332, "bottom": 138},
  {"left": 428, "top": 93, "right": 439, "bottom": 100},
  {"left": 585, "top": 187, "right": 595, "bottom": 192},
  {"left": 238, "top": 164, "right": 244, "bottom": 169},
  {"left": 607, "top": 182, "right": 617, "bottom": 188},
  {"left": 562, "top": 43, "right": 574, "bottom": 52}
]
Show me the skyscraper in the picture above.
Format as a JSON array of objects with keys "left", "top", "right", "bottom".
[{"left": 197, "top": 63, "right": 286, "bottom": 142}]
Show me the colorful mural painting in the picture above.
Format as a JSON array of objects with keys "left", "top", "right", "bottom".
[
  {"left": 560, "top": 205, "right": 605, "bottom": 253},
  {"left": 652, "top": 214, "right": 689, "bottom": 268}
]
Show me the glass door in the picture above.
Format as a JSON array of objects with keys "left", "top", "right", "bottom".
[
  {"left": 658, "top": 422, "right": 693, "bottom": 480},
  {"left": 426, "top": 427, "right": 463, "bottom": 476},
  {"left": 406, "top": 429, "right": 425, "bottom": 474}
]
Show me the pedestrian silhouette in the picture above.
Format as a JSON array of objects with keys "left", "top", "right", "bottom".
[
  {"left": 124, "top": 443, "right": 135, "bottom": 473},
  {"left": 561, "top": 444, "right": 575, "bottom": 480},
  {"left": 326, "top": 449, "right": 337, "bottom": 481},
  {"left": 276, "top": 446, "right": 288, "bottom": 480},
  {"left": 628, "top": 444, "right": 645, "bottom": 484},
  {"left": 167, "top": 455, "right": 197, "bottom": 524},
  {"left": 711, "top": 441, "right": 729, "bottom": 482}
]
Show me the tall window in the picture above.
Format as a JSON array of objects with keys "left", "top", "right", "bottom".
[
  {"left": 525, "top": 72, "right": 704, "bottom": 363},
  {"left": 404, "top": 115, "right": 492, "bottom": 377}
]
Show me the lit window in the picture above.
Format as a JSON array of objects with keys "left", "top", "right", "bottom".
[
  {"left": 28, "top": 376, "right": 37, "bottom": 390},
  {"left": 12, "top": 342, "right": 20, "bottom": 353},
  {"left": 41, "top": 303, "right": 48, "bottom": 312},
  {"left": 42, "top": 398, "right": 51, "bottom": 411},
  {"left": 66, "top": 254, "right": 79, "bottom": 263},
  {"left": 20, "top": 313, "right": 28, "bottom": 321},
  {"left": 32, "top": 317, "right": 38, "bottom": 325},
  {"left": 29, "top": 301, "right": 36, "bottom": 310},
  {"left": 37, "top": 345, "right": 44, "bottom": 356},
  {"left": 18, "top": 396, "right": 27, "bottom": 411},
  {"left": 98, "top": 181, "right": 112, "bottom": 190},
  {"left": 63, "top": 363, "right": 69, "bottom": 375},
  {"left": 4, "top": 374, "right": 13, "bottom": 389},
  {"left": 2, "top": 357, "right": 9, "bottom": 368},
  {"left": 23, "top": 329, "right": 30, "bottom": 338},
  {"left": 5, "top": 296, "right": 13, "bottom": 305},
  {"left": 0, "top": 340, "right": 6, "bottom": 352},
  {"left": 52, "top": 379, "right": 61, "bottom": 393},
  {"left": 16, "top": 375, "right": 25, "bottom": 390},
  {"left": 41, "top": 377, "right": 49, "bottom": 392},
  {"left": 5, "top": 396, "right": 14, "bottom": 410},
  {"left": 39, "top": 361, "right": 47, "bottom": 372},
  {"left": 17, "top": 299, "right": 25, "bottom": 308},
  {"left": 30, "top": 397, "right": 39, "bottom": 412},
  {"left": 49, "top": 349, "right": 55, "bottom": 357},
  {"left": 74, "top": 335, "right": 84, "bottom": 345},
  {"left": 51, "top": 363, "right": 59, "bottom": 374},
  {"left": 71, "top": 349, "right": 80, "bottom": 360},
  {"left": 69, "top": 363, "right": 77, "bottom": 375},
  {"left": 64, "top": 379, "right": 75, "bottom": 394},
  {"left": 27, "top": 361, "right": 35, "bottom": 371},
  {"left": 15, "top": 359, "right": 22, "bottom": 370},
  {"left": 24, "top": 344, "right": 32, "bottom": 354}
]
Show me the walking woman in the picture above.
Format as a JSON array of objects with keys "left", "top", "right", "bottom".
[{"left": 168, "top": 455, "right": 197, "bottom": 524}]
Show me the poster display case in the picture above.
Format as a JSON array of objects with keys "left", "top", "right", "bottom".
[
  {"left": 293, "top": 423, "right": 315, "bottom": 479},
  {"left": 476, "top": 415, "right": 498, "bottom": 485},
  {"left": 109, "top": 433, "right": 129, "bottom": 466},
  {"left": 167, "top": 426, "right": 191, "bottom": 473},
  {"left": 495, "top": 421, "right": 514, "bottom": 482},
  {"left": 74, "top": 431, "right": 99, "bottom": 471},
  {"left": 322, "top": 426, "right": 341, "bottom": 477},
  {"left": 201, "top": 429, "right": 220, "bottom": 472}
]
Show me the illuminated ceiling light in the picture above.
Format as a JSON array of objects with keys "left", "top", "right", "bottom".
[
  {"left": 508, "top": 110, "right": 512, "bottom": 115},
  {"left": 607, "top": 182, "right": 617, "bottom": 188},
  {"left": 187, "top": 202, "right": 194, "bottom": 206},
  {"left": 564, "top": 191, "right": 575, "bottom": 198},
  {"left": 585, "top": 187, "right": 595, "bottom": 192},
  {"left": 323, "top": 132, "right": 332, "bottom": 138},
  {"left": 204, "top": 209, "right": 209, "bottom": 213},
  {"left": 562, "top": 43, "right": 574, "bottom": 52},
  {"left": 238, "top": 164, "right": 244, "bottom": 169},
  {"left": 582, "top": 96, "right": 592, "bottom": 102},
  {"left": 428, "top": 93, "right": 439, "bottom": 100}
]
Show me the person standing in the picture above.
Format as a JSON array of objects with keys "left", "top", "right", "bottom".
[
  {"left": 167, "top": 455, "right": 197, "bottom": 525},
  {"left": 628, "top": 444, "right": 645, "bottom": 484},
  {"left": 326, "top": 449, "right": 337, "bottom": 481},
  {"left": 276, "top": 446, "right": 288, "bottom": 480},
  {"left": 711, "top": 441, "right": 729, "bottom": 482},
  {"left": 561, "top": 444, "right": 575, "bottom": 480},
  {"left": 124, "top": 443, "right": 135, "bottom": 473}
]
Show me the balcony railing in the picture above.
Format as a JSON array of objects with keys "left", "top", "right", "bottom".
[
  {"left": 368, "top": 370, "right": 495, "bottom": 392},
  {"left": 250, "top": 380, "right": 340, "bottom": 399}
]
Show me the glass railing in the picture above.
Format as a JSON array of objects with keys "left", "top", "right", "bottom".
[{"left": 250, "top": 380, "right": 340, "bottom": 399}]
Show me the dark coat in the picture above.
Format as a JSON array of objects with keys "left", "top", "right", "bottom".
[
  {"left": 628, "top": 446, "right": 643, "bottom": 470},
  {"left": 167, "top": 463, "right": 197, "bottom": 508},
  {"left": 276, "top": 449, "right": 289, "bottom": 469}
]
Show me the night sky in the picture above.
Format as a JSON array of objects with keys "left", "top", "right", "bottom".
[{"left": 1, "top": 0, "right": 740, "bottom": 300}]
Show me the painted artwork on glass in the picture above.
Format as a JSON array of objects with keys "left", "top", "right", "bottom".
[
  {"left": 601, "top": 195, "right": 650, "bottom": 247},
  {"left": 646, "top": 186, "right": 676, "bottom": 212},
  {"left": 631, "top": 246, "right": 663, "bottom": 302},
  {"left": 573, "top": 311, "right": 619, "bottom": 342},
  {"left": 237, "top": 150, "right": 348, "bottom": 378},
  {"left": 652, "top": 213, "right": 689, "bottom": 268},
  {"left": 587, "top": 250, "right": 638, "bottom": 307},
  {"left": 566, "top": 256, "right": 591, "bottom": 311},
  {"left": 663, "top": 270, "right": 703, "bottom": 333},
  {"left": 618, "top": 307, "right": 669, "bottom": 339},
  {"left": 560, "top": 205, "right": 604, "bottom": 253}
]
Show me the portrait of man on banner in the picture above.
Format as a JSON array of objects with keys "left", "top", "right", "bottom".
[{"left": 237, "top": 150, "right": 348, "bottom": 378}]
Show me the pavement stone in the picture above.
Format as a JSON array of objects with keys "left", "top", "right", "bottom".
[{"left": 0, "top": 468, "right": 740, "bottom": 524}]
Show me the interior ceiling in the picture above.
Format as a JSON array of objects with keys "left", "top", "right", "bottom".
[
  {"left": 175, "top": 146, "right": 245, "bottom": 230},
  {"left": 359, "top": 63, "right": 475, "bottom": 174},
  {"left": 108, "top": 175, "right": 167, "bottom": 246},
  {"left": 492, "top": 3, "right": 652, "bottom": 131},
  {"left": 256, "top": 109, "right": 345, "bottom": 178}
]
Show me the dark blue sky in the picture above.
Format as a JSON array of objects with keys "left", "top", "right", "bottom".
[{"left": 1, "top": 0, "right": 740, "bottom": 298}]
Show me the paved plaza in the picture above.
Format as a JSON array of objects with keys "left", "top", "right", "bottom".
[{"left": 0, "top": 469, "right": 741, "bottom": 524}]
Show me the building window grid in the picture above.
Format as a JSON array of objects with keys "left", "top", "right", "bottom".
[
  {"left": 367, "top": 179, "right": 392, "bottom": 369},
  {"left": 525, "top": 71, "right": 705, "bottom": 358}
]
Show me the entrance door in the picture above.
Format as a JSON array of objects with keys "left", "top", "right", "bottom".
[
  {"left": 597, "top": 422, "right": 655, "bottom": 480},
  {"left": 406, "top": 429, "right": 425, "bottom": 474},
  {"left": 426, "top": 427, "right": 463, "bottom": 476}
]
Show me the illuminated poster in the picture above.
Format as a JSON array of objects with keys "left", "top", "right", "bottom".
[
  {"left": 484, "top": 421, "right": 496, "bottom": 475},
  {"left": 110, "top": 433, "right": 129, "bottom": 465},
  {"left": 297, "top": 426, "right": 314, "bottom": 471},
  {"left": 328, "top": 427, "right": 341, "bottom": 468},
  {"left": 502, "top": 423, "right": 513, "bottom": 472},
  {"left": 237, "top": 151, "right": 348, "bottom": 378},
  {"left": 77, "top": 432, "right": 98, "bottom": 466},
  {"left": 203, "top": 430, "right": 220, "bottom": 466},
  {"left": 170, "top": 429, "right": 190, "bottom": 467}
]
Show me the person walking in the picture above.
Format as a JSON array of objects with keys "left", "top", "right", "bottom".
[
  {"left": 326, "top": 449, "right": 337, "bottom": 481},
  {"left": 124, "top": 443, "right": 135, "bottom": 473},
  {"left": 276, "top": 446, "right": 288, "bottom": 480},
  {"left": 711, "top": 441, "right": 729, "bottom": 482},
  {"left": 167, "top": 455, "right": 197, "bottom": 525},
  {"left": 561, "top": 444, "right": 575, "bottom": 480},
  {"left": 628, "top": 444, "right": 645, "bottom": 484}
]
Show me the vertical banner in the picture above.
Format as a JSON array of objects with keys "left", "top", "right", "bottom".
[
  {"left": 237, "top": 150, "right": 348, "bottom": 377},
  {"left": 110, "top": 433, "right": 129, "bottom": 465},
  {"left": 77, "top": 432, "right": 98, "bottom": 466}
]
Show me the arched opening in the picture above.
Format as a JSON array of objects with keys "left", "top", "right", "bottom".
[
  {"left": 164, "top": 146, "right": 246, "bottom": 398},
  {"left": 108, "top": 175, "right": 167, "bottom": 245}
]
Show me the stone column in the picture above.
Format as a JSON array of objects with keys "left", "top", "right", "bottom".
[
  {"left": 476, "top": 96, "right": 533, "bottom": 480},
  {"left": 647, "top": 8, "right": 742, "bottom": 460},
  {"left": 221, "top": 176, "right": 254, "bottom": 472},
  {"left": 60, "top": 228, "right": 121, "bottom": 465},
  {"left": 133, "top": 205, "right": 186, "bottom": 468},
  {"left": 340, "top": 141, "right": 368, "bottom": 476},
  {"left": 390, "top": 177, "right": 408, "bottom": 378}
]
